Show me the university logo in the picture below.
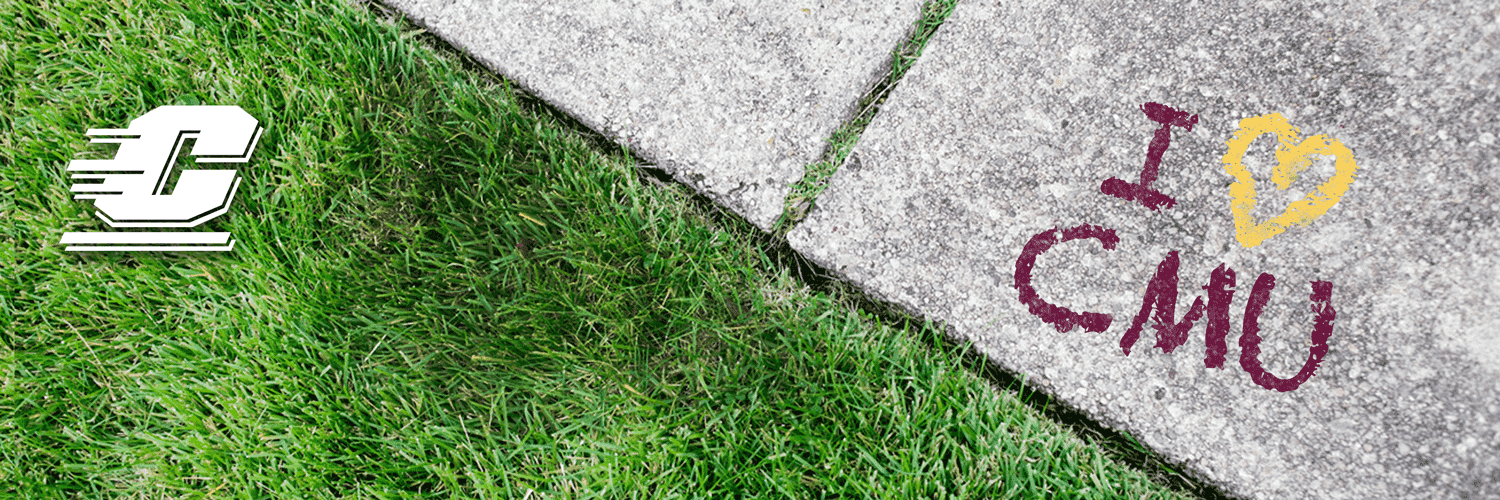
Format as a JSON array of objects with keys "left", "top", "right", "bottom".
[{"left": 60, "top": 105, "right": 263, "bottom": 251}]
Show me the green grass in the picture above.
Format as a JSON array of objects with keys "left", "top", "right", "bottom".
[
  {"left": 776, "top": 0, "right": 960, "bottom": 234},
  {"left": 1, "top": 0, "right": 1194, "bottom": 497}
]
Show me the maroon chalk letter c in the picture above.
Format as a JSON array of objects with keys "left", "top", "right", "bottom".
[{"left": 1014, "top": 225, "right": 1119, "bottom": 333}]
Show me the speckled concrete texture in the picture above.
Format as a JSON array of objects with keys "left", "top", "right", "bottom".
[
  {"left": 789, "top": 1, "right": 1498, "bottom": 498},
  {"left": 381, "top": 0, "right": 923, "bottom": 230}
]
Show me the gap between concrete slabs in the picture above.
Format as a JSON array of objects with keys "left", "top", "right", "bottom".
[
  {"left": 378, "top": 0, "right": 926, "bottom": 232},
  {"left": 789, "top": 1, "right": 1500, "bottom": 499},
  {"left": 772, "top": 0, "right": 960, "bottom": 236}
]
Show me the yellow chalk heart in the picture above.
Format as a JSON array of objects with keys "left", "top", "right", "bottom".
[{"left": 1221, "top": 113, "right": 1360, "bottom": 248}]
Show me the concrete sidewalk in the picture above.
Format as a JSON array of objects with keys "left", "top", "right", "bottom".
[
  {"left": 790, "top": 2, "right": 1499, "bottom": 498},
  {"left": 384, "top": 1, "right": 1498, "bottom": 498}
]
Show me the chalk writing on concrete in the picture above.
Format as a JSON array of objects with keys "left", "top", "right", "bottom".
[{"left": 1014, "top": 103, "right": 1359, "bottom": 392}]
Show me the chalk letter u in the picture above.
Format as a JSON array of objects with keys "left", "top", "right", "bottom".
[{"left": 1240, "top": 274, "right": 1336, "bottom": 392}]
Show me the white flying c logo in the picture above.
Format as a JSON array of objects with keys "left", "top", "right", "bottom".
[{"left": 60, "top": 105, "right": 263, "bottom": 251}]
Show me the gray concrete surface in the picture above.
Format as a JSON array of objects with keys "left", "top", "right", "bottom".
[
  {"left": 789, "top": 1, "right": 1499, "bottom": 499},
  {"left": 381, "top": 0, "right": 924, "bottom": 230}
]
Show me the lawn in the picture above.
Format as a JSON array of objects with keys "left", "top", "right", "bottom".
[{"left": 2, "top": 0, "right": 1196, "bottom": 498}]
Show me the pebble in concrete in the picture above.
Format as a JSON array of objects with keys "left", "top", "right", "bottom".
[
  {"left": 790, "top": 1, "right": 1498, "bottom": 498},
  {"left": 382, "top": 0, "right": 924, "bottom": 230}
]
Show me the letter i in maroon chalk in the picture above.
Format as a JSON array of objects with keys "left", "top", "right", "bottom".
[{"left": 1100, "top": 102, "right": 1199, "bottom": 211}]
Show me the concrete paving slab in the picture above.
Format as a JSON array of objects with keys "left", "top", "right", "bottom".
[
  {"left": 382, "top": 0, "right": 924, "bottom": 230},
  {"left": 790, "top": 1, "right": 1499, "bottom": 498}
]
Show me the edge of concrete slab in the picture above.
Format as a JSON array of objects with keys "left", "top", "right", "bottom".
[{"left": 784, "top": 221, "right": 1237, "bottom": 500}]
